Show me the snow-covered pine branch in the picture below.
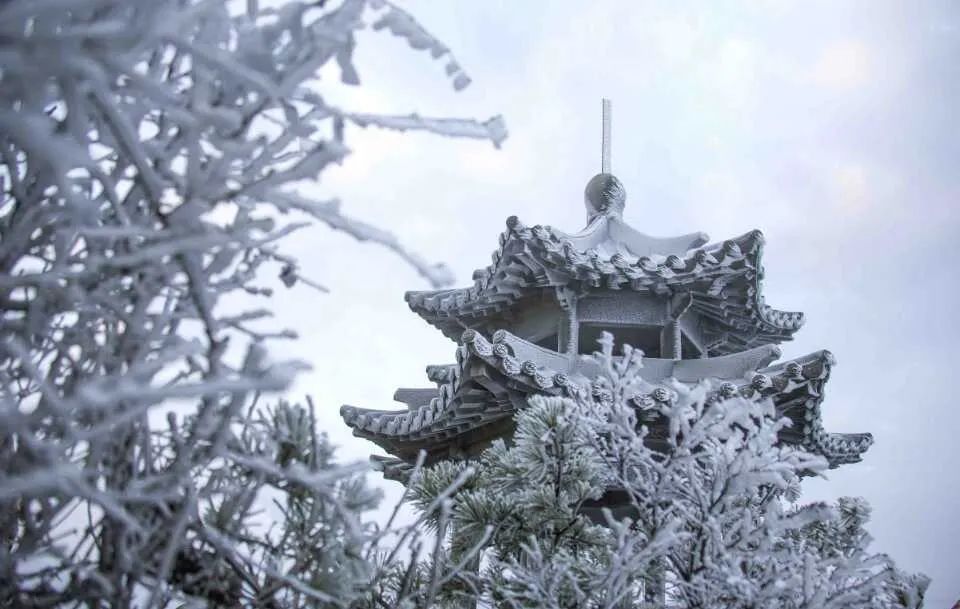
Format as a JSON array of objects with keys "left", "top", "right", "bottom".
[
  {"left": 407, "top": 333, "right": 928, "bottom": 609},
  {"left": 0, "top": 1, "right": 504, "bottom": 606}
]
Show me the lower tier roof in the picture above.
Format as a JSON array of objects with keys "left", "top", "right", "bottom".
[{"left": 340, "top": 329, "right": 872, "bottom": 469}]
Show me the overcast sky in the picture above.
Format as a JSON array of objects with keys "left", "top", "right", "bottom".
[{"left": 270, "top": 1, "right": 958, "bottom": 603}]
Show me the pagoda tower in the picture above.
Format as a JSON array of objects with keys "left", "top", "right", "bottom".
[{"left": 340, "top": 102, "right": 872, "bottom": 481}]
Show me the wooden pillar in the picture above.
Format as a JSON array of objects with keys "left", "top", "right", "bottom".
[
  {"left": 660, "top": 321, "right": 682, "bottom": 360},
  {"left": 556, "top": 287, "right": 578, "bottom": 355},
  {"left": 661, "top": 293, "right": 693, "bottom": 360}
]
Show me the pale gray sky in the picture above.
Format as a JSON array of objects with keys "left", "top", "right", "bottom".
[{"left": 271, "top": 1, "right": 959, "bottom": 604}]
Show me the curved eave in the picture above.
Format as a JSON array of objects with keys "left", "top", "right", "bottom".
[
  {"left": 464, "top": 334, "right": 871, "bottom": 468},
  {"left": 539, "top": 213, "right": 710, "bottom": 258},
  {"left": 341, "top": 331, "right": 871, "bottom": 469},
  {"left": 754, "top": 350, "right": 873, "bottom": 466},
  {"left": 405, "top": 216, "right": 804, "bottom": 350},
  {"left": 339, "top": 342, "right": 522, "bottom": 459}
]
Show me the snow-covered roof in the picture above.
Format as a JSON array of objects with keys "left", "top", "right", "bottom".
[
  {"left": 343, "top": 174, "right": 870, "bottom": 474},
  {"left": 405, "top": 212, "right": 804, "bottom": 354},
  {"left": 339, "top": 329, "right": 871, "bottom": 468}
]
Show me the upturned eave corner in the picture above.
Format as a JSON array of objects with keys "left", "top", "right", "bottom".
[{"left": 340, "top": 330, "right": 872, "bottom": 469}]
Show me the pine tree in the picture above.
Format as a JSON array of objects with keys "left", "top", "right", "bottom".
[{"left": 409, "top": 333, "right": 928, "bottom": 608}]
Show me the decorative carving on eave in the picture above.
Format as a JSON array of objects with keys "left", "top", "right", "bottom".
[
  {"left": 406, "top": 223, "right": 804, "bottom": 353},
  {"left": 340, "top": 330, "right": 871, "bottom": 468}
]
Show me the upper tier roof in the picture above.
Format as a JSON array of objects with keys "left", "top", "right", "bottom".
[{"left": 406, "top": 210, "right": 805, "bottom": 355}]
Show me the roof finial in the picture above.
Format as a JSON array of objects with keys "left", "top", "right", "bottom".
[
  {"left": 601, "top": 98, "right": 612, "bottom": 174},
  {"left": 585, "top": 98, "right": 625, "bottom": 221}
]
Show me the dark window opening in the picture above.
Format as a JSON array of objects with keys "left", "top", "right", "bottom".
[
  {"left": 578, "top": 324, "right": 661, "bottom": 357},
  {"left": 680, "top": 334, "right": 702, "bottom": 359}
]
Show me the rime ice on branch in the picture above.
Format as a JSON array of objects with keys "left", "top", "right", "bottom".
[{"left": 0, "top": 0, "right": 505, "bottom": 606}]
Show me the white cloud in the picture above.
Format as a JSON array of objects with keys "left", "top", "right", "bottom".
[
  {"left": 690, "top": 36, "right": 762, "bottom": 112},
  {"left": 652, "top": 15, "right": 702, "bottom": 64},
  {"left": 809, "top": 39, "right": 871, "bottom": 90},
  {"left": 831, "top": 163, "right": 869, "bottom": 214}
]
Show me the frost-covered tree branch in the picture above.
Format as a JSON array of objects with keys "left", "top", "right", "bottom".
[
  {"left": 0, "top": 1, "right": 504, "bottom": 606},
  {"left": 407, "top": 333, "right": 928, "bottom": 608}
]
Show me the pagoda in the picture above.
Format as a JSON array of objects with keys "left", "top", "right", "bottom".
[{"left": 340, "top": 101, "right": 872, "bottom": 480}]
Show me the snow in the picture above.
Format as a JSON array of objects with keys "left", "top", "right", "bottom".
[{"left": 0, "top": 0, "right": 504, "bottom": 605}]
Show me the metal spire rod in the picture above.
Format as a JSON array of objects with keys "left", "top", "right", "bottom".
[{"left": 601, "top": 98, "right": 612, "bottom": 174}]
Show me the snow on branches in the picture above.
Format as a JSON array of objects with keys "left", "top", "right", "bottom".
[
  {"left": 0, "top": 1, "right": 504, "bottom": 606},
  {"left": 408, "top": 333, "right": 928, "bottom": 609}
]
